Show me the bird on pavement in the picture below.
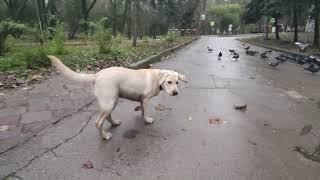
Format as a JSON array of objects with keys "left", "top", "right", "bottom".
[
  {"left": 260, "top": 52, "right": 269, "bottom": 59},
  {"left": 246, "top": 50, "right": 258, "bottom": 56},
  {"left": 244, "top": 46, "right": 250, "bottom": 50},
  {"left": 218, "top": 52, "right": 222, "bottom": 60},
  {"left": 207, "top": 46, "right": 213, "bottom": 53},
  {"left": 229, "top": 49, "right": 237, "bottom": 54},
  {"left": 304, "top": 63, "right": 320, "bottom": 74},
  {"left": 232, "top": 52, "right": 240, "bottom": 61},
  {"left": 275, "top": 56, "right": 288, "bottom": 63},
  {"left": 268, "top": 60, "right": 280, "bottom": 67},
  {"left": 295, "top": 42, "right": 310, "bottom": 52}
]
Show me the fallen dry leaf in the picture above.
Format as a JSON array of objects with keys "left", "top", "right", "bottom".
[
  {"left": 155, "top": 104, "right": 172, "bottom": 111},
  {"left": 82, "top": 161, "right": 94, "bottom": 169},
  {"left": 22, "top": 86, "right": 34, "bottom": 90},
  {"left": 208, "top": 118, "right": 228, "bottom": 126},
  {"left": 0, "top": 125, "right": 9, "bottom": 132}
]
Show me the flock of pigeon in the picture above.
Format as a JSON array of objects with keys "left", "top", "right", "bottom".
[{"left": 206, "top": 43, "right": 320, "bottom": 74}]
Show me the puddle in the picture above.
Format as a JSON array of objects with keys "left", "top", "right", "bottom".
[{"left": 123, "top": 129, "right": 140, "bottom": 139}]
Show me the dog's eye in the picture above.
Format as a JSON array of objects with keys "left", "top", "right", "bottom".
[
  {"left": 168, "top": 81, "right": 172, "bottom": 84},
  {"left": 176, "top": 82, "right": 178, "bottom": 85}
]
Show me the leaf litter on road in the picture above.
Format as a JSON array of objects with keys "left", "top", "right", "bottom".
[
  {"left": 208, "top": 117, "right": 227, "bottom": 126},
  {"left": 0, "top": 125, "right": 9, "bottom": 132},
  {"left": 82, "top": 161, "right": 94, "bottom": 169},
  {"left": 155, "top": 104, "right": 172, "bottom": 111},
  {"left": 300, "top": 124, "right": 313, "bottom": 136}
]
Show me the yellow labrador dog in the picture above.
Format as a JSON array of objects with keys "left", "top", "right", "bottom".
[{"left": 48, "top": 55, "right": 187, "bottom": 140}]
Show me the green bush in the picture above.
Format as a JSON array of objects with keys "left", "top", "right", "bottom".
[
  {"left": 114, "top": 33, "right": 124, "bottom": 44},
  {"left": 47, "top": 24, "right": 67, "bottom": 55},
  {"left": 0, "top": 47, "right": 50, "bottom": 72},
  {"left": 94, "top": 24, "right": 113, "bottom": 54},
  {"left": 165, "top": 32, "right": 177, "bottom": 43}
]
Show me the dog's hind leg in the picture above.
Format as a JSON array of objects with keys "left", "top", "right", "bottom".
[{"left": 95, "top": 111, "right": 112, "bottom": 140}]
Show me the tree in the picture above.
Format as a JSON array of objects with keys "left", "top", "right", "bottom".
[
  {"left": 208, "top": 3, "right": 242, "bottom": 34},
  {"left": 243, "top": 0, "right": 282, "bottom": 39},
  {"left": 0, "top": 20, "right": 27, "bottom": 55},
  {"left": 313, "top": 0, "right": 320, "bottom": 48},
  {"left": 132, "top": 0, "right": 140, "bottom": 47},
  {"left": 3, "top": 0, "right": 28, "bottom": 21},
  {"left": 68, "top": 0, "right": 97, "bottom": 39}
]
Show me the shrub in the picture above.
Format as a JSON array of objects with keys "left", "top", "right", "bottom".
[
  {"left": 0, "top": 20, "right": 27, "bottom": 55},
  {"left": 47, "top": 24, "right": 67, "bottom": 55},
  {"left": 94, "top": 24, "right": 113, "bottom": 54},
  {"left": 114, "top": 33, "right": 124, "bottom": 44},
  {"left": 0, "top": 47, "right": 50, "bottom": 72},
  {"left": 165, "top": 32, "right": 177, "bottom": 43}
]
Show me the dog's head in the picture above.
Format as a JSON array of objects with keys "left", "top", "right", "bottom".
[{"left": 158, "top": 70, "right": 187, "bottom": 96}]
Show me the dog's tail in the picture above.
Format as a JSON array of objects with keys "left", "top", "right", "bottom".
[{"left": 48, "top": 55, "right": 97, "bottom": 82}]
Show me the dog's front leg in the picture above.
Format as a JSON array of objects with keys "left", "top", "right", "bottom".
[{"left": 141, "top": 99, "right": 154, "bottom": 124}]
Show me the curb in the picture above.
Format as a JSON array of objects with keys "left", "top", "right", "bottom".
[
  {"left": 129, "top": 37, "right": 200, "bottom": 69},
  {"left": 236, "top": 38, "right": 307, "bottom": 56}
]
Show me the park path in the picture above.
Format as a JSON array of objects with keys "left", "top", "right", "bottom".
[{"left": 2, "top": 36, "right": 320, "bottom": 180}]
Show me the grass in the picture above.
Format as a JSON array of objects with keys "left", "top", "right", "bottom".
[{"left": 0, "top": 35, "right": 194, "bottom": 76}]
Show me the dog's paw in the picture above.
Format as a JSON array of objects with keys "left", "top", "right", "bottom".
[
  {"left": 111, "top": 119, "right": 122, "bottom": 127},
  {"left": 144, "top": 117, "right": 154, "bottom": 124},
  {"left": 101, "top": 131, "right": 112, "bottom": 140}
]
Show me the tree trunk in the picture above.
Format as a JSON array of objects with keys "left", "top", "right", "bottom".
[
  {"left": 293, "top": 5, "right": 298, "bottom": 42},
  {"left": 112, "top": 0, "right": 117, "bottom": 36},
  {"left": 266, "top": 17, "right": 269, "bottom": 39},
  {"left": 81, "top": 0, "right": 88, "bottom": 34},
  {"left": 121, "top": 0, "right": 130, "bottom": 34},
  {"left": 132, "top": 0, "right": 139, "bottom": 47},
  {"left": 314, "top": 1, "right": 320, "bottom": 48},
  {"left": 275, "top": 17, "right": 280, "bottom": 40},
  {"left": 69, "top": 0, "right": 97, "bottom": 39},
  {"left": 0, "top": 34, "right": 8, "bottom": 55}
]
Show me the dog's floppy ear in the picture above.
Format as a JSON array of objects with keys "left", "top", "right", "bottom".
[
  {"left": 158, "top": 70, "right": 169, "bottom": 86},
  {"left": 178, "top": 74, "right": 188, "bottom": 83}
]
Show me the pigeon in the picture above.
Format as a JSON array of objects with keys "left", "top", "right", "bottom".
[
  {"left": 269, "top": 61, "right": 280, "bottom": 67},
  {"left": 260, "top": 52, "right": 269, "bottom": 59},
  {"left": 246, "top": 50, "right": 258, "bottom": 56},
  {"left": 232, "top": 52, "right": 240, "bottom": 61},
  {"left": 207, "top": 46, "right": 213, "bottom": 52},
  {"left": 304, "top": 63, "right": 320, "bottom": 74},
  {"left": 218, "top": 52, "right": 222, "bottom": 60},
  {"left": 244, "top": 46, "right": 250, "bottom": 50},
  {"left": 275, "top": 56, "right": 288, "bottom": 63},
  {"left": 295, "top": 42, "right": 310, "bottom": 52},
  {"left": 229, "top": 49, "right": 237, "bottom": 54}
]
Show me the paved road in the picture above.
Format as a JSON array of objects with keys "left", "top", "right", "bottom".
[{"left": 2, "top": 36, "right": 320, "bottom": 180}]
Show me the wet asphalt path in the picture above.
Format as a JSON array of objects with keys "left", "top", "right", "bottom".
[{"left": 2, "top": 36, "right": 320, "bottom": 180}]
